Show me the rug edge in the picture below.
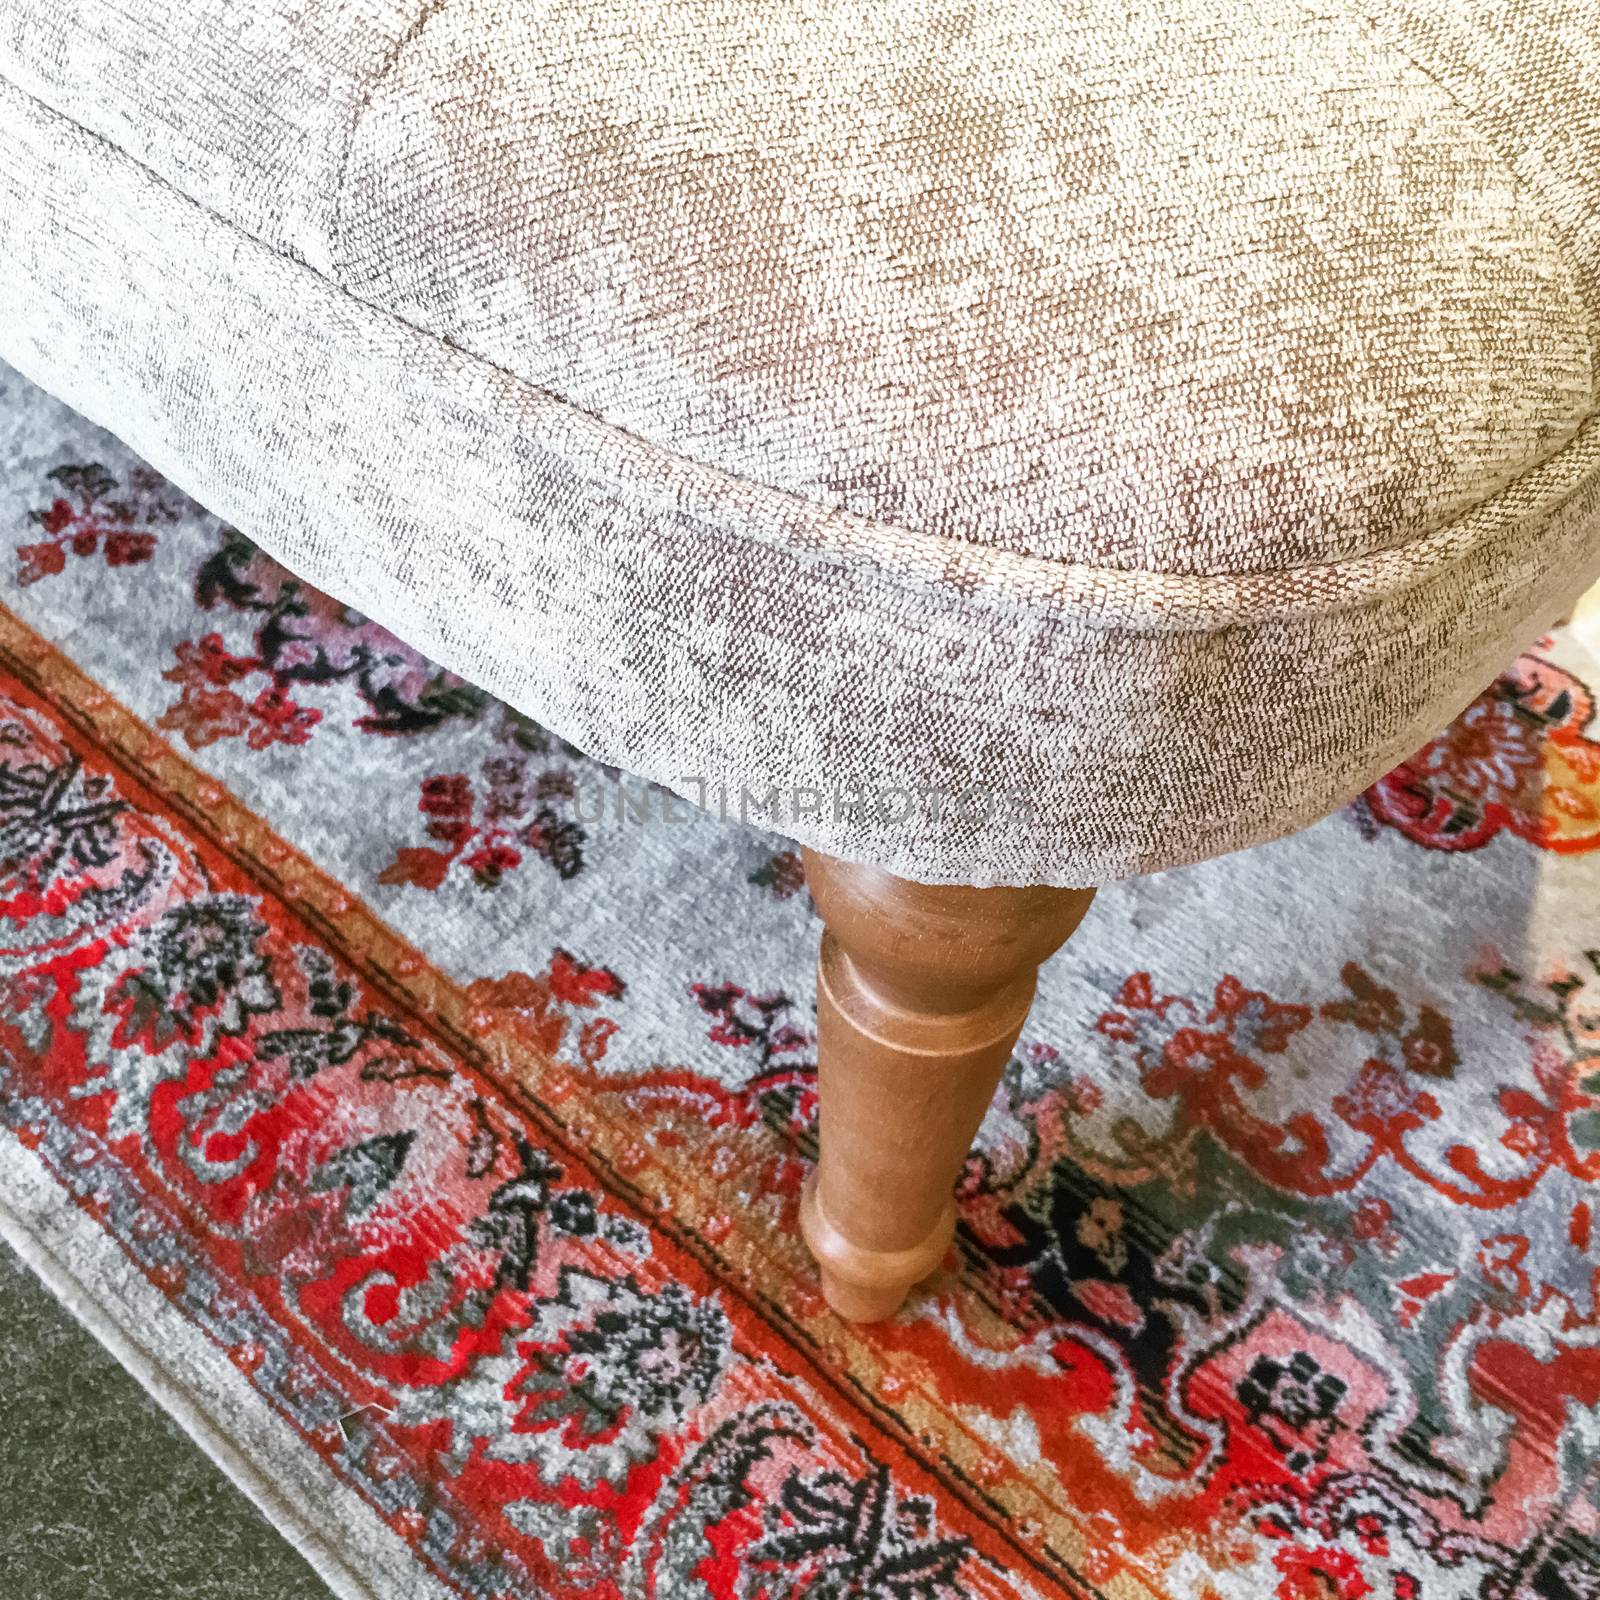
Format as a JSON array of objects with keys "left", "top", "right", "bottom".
[{"left": 0, "top": 1132, "right": 458, "bottom": 1600}]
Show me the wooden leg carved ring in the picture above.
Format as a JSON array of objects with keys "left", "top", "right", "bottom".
[{"left": 799, "top": 849, "right": 1095, "bottom": 1321}]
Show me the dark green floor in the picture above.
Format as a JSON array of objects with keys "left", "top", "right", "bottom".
[{"left": 0, "top": 1238, "right": 325, "bottom": 1600}]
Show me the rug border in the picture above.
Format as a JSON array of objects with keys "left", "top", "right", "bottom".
[
  {"left": 0, "top": 1132, "right": 461, "bottom": 1600},
  {"left": 0, "top": 596, "right": 1125, "bottom": 1595}
]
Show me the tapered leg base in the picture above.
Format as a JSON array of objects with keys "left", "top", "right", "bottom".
[
  {"left": 800, "top": 1175, "right": 953, "bottom": 1322},
  {"left": 818, "top": 1265, "right": 920, "bottom": 1325},
  {"left": 800, "top": 850, "right": 1095, "bottom": 1322}
]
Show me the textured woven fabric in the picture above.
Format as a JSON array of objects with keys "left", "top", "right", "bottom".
[{"left": 1, "top": 2, "right": 1599, "bottom": 884}]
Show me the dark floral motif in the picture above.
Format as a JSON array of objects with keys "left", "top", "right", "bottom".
[
  {"left": 18, "top": 462, "right": 178, "bottom": 585},
  {"left": 689, "top": 981, "right": 819, "bottom": 1175},
  {"left": 749, "top": 849, "right": 807, "bottom": 900},
  {"left": 388, "top": 1266, "right": 741, "bottom": 1493},
  {"left": 1236, "top": 1350, "right": 1347, "bottom": 1473},
  {"left": 469, "top": 1140, "right": 631, "bottom": 1297},
  {"left": 513, "top": 1269, "right": 732, "bottom": 1451},
  {"left": 749, "top": 1461, "right": 972, "bottom": 1600},
  {"left": 1321, "top": 962, "right": 1459, "bottom": 1080},
  {"left": 159, "top": 527, "right": 560, "bottom": 752},
  {"left": 692, "top": 981, "right": 814, "bottom": 1068},
  {"left": 0, "top": 751, "right": 126, "bottom": 883},
  {"left": 101, "top": 896, "right": 280, "bottom": 1053},
  {"left": 256, "top": 948, "right": 420, "bottom": 1079}
]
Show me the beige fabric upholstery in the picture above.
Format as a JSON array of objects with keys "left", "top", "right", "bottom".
[{"left": 1, "top": 1, "right": 1598, "bottom": 884}]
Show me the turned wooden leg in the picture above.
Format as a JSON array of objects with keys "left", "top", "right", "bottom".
[{"left": 799, "top": 848, "right": 1095, "bottom": 1321}]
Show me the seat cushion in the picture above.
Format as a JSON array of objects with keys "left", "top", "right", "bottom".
[{"left": 1, "top": 0, "right": 1598, "bottom": 884}]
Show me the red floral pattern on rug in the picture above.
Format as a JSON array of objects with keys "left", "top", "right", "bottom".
[
  {"left": 382, "top": 763, "right": 588, "bottom": 891},
  {"left": 156, "top": 528, "right": 495, "bottom": 750},
  {"left": 147, "top": 527, "right": 598, "bottom": 882},
  {"left": 0, "top": 652, "right": 1041, "bottom": 1600},
  {"left": 606, "top": 952, "right": 1600, "bottom": 1595},
  {"left": 1362, "top": 653, "right": 1600, "bottom": 853},
  {"left": 18, "top": 461, "right": 178, "bottom": 585}
]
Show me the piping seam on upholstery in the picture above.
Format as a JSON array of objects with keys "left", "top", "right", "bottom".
[{"left": 329, "top": 0, "right": 449, "bottom": 268}]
